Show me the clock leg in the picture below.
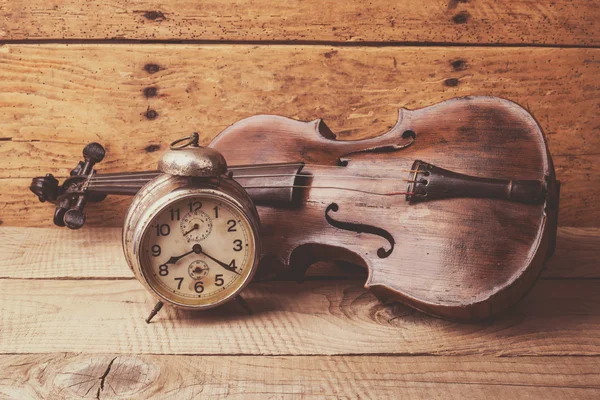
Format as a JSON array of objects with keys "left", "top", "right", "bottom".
[
  {"left": 145, "top": 301, "right": 164, "bottom": 324},
  {"left": 235, "top": 295, "right": 253, "bottom": 315}
]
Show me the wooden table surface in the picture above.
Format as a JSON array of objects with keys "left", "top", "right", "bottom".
[{"left": 1, "top": 1, "right": 599, "bottom": 398}]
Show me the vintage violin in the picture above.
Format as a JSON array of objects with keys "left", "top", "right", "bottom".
[{"left": 30, "top": 96, "right": 560, "bottom": 322}]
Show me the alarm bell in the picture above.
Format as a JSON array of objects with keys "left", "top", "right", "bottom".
[{"left": 158, "top": 132, "right": 227, "bottom": 177}]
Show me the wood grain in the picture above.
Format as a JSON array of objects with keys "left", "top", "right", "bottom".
[
  {"left": 0, "top": 0, "right": 596, "bottom": 397},
  {"left": 0, "top": 227, "right": 127, "bottom": 279},
  {"left": 0, "top": 226, "right": 597, "bottom": 279},
  {"left": 0, "top": 45, "right": 598, "bottom": 227},
  {"left": 0, "top": 1, "right": 598, "bottom": 45},
  {"left": 0, "top": 278, "right": 598, "bottom": 356},
  {"left": 544, "top": 227, "right": 600, "bottom": 279},
  {"left": 1, "top": 353, "right": 599, "bottom": 399}
]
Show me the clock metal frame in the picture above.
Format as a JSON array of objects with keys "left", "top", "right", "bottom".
[{"left": 122, "top": 174, "right": 261, "bottom": 310}]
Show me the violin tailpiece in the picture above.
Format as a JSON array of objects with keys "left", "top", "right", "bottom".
[{"left": 406, "top": 160, "right": 545, "bottom": 205}]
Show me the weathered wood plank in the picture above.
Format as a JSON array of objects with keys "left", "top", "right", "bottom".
[
  {"left": 1, "top": 45, "right": 598, "bottom": 171},
  {"left": 0, "top": 1, "right": 598, "bottom": 45},
  {"left": 0, "top": 227, "right": 597, "bottom": 279},
  {"left": 544, "top": 227, "right": 600, "bottom": 279},
  {"left": 0, "top": 278, "right": 598, "bottom": 355},
  {"left": 0, "top": 227, "right": 127, "bottom": 279},
  {"left": 0, "top": 45, "right": 598, "bottom": 226},
  {"left": 1, "top": 354, "right": 599, "bottom": 399}
]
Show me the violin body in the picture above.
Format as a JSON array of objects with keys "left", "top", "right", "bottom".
[
  {"left": 30, "top": 96, "right": 560, "bottom": 321},
  {"left": 210, "top": 96, "right": 560, "bottom": 321}
]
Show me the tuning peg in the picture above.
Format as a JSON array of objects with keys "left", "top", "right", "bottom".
[
  {"left": 70, "top": 161, "right": 84, "bottom": 176},
  {"left": 64, "top": 209, "right": 86, "bottom": 230},
  {"left": 83, "top": 142, "right": 105, "bottom": 164},
  {"left": 63, "top": 194, "right": 88, "bottom": 230},
  {"left": 53, "top": 198, "right": 71, "bottom": 227},
  {"left": 53, "top": 207, "right": 67, "bottom": 227}
]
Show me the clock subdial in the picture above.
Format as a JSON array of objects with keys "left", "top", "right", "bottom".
[
  {"left": 180, "top": 210, "right": 212, "bottom": 242},
  {"left": 188, "top": 260, "right": 209, "bottom": 280}
]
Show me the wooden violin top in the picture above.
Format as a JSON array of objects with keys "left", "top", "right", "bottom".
[{"left": 210, "top": 96, "right": 559, "bottom": 321}]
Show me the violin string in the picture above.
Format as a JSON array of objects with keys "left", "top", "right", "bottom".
[
  {"left": 81, "top": 162, "right": 305, "bottom": 178},
  {"left": 86, "top": 164, "right": 423, "bottom": 181},
  {"left": 304, "top": 164, "right": 420, "bottom": 172},
  {"left": 89, "top": 173, "right": 416, "bottom": 183},
  {"left": 89, "top": 172, "right": 160, "bottom": 179},
  {"left": 232, "top": 173, "right": 414, "bottom": 182},
  {"left": 90, "top": 178, "right": 159, "bottom": 183},
  {"left": 240, "top": 185, "right": 413, "bottom": 196},
  {"left": 89, "top": 167, "right": 425, "bottom": 182},
  {"left": 87, "top": 182, "right": 413, "bottom": 197},
  {"left": 86, "top": 163, "right": 307, "bottom": 179},
  {"left": 229, "top": 163, "right": 306, "bottom": 170},
  {"left": 87, "top": 184, "right": 152, "bottom": 188}
]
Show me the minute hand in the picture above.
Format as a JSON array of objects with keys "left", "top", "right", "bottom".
[{"left": 198, "top": 245, "right": 241, "bottom": 275}]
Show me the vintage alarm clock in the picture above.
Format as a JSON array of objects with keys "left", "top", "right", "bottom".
[{"left": 119, "top": 134, "right": 261, "bottom": 321}]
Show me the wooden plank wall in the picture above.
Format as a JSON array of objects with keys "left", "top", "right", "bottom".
[
  {"left": 0, "top": 1, "right": 599, "bottom": 398},
  {"left": 0, "top": 2, "right": 598, "bottom": 228},
  {"left": 1, "top": 45, "right": 599, "bottom": 227},
  {"left": 1, "top": 1, "right": 599, "bottom": 45}
]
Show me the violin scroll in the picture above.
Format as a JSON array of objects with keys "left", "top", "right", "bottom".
[
  {"left": 30, "top": 173, "right": 59, "bottom": 203},
  {"left": 30, "top": 142, "right": 107, "bottom": 229}
]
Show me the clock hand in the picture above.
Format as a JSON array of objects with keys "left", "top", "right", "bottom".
[
  {"left": 164, "top": 249, "right": 196, "bottom": 265},
  {"left": 183, "top": 223, "right": 199, "bottom": 237},
  {"left": 193, "top": 244, "right": 241, "bottom": 275}
]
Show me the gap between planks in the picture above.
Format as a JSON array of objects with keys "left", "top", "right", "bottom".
[{"left": 2, "top": 39, "right": 600, "bottom": 49}]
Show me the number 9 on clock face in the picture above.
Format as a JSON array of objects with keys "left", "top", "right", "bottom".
[{"left": 138, "top": 193, "right": 258, "bottom": 308}]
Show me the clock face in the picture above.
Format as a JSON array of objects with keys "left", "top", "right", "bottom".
[{"left": 139, "top": 193, "right": 257, "bottom": 308}]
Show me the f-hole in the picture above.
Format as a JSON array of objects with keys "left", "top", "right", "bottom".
[{"left": 325, "top": 203, "right": 395, "bottom": 258}]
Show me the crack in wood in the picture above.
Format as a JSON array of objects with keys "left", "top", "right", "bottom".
[{"left": 96, "top": 357, "right": 116, "bottom": 400}]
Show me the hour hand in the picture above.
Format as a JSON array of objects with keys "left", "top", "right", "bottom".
[{"left": 164, "top": 249, "right": 195, "bottom": 265}]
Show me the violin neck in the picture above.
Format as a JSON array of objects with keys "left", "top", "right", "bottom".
[
  {"left": 86, "top": 171, "right": 159, "bottom": 196},
  {"left": 86, "top": 163, "right": 305, "bottom": 206}
]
